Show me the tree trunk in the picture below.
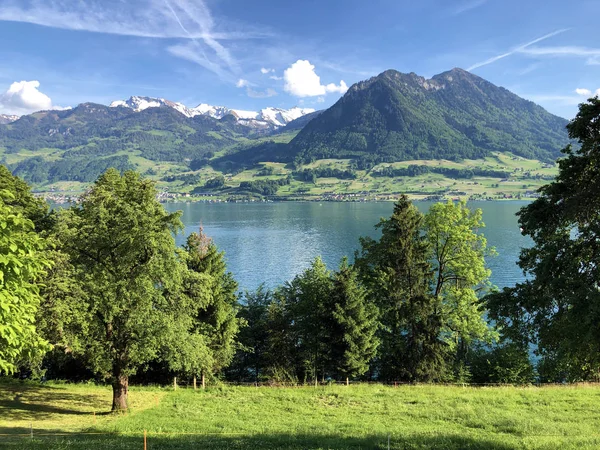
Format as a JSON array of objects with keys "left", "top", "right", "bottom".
[
  {"left": 346, "top": 377, "right": 349, "bottom": 386},
  {"left": 193, "top": 376, "right": 197, "bottom": 390},
  {"left": 112, "top": 374, "right": 129, "bottom": 411},
  {"left": 201, "top": 371, "right": 206, "bottom": 389}
]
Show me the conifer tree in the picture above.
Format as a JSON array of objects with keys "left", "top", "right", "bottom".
[
  {"left": 355, "top": 195, "right": 434, "bottom": 380},
  {"left": 329, "top": 259, "right": 379, "bottom": 383},
  {"left": 183, "top": 227, "right": 241, "bottom": 382}
]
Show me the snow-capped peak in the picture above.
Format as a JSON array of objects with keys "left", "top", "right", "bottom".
[
  {"left": 0, "top": 114, "right": 19, "bottom": 124},
  {"left": 109, "top": 96, "right": 315, "bottom": 130}
]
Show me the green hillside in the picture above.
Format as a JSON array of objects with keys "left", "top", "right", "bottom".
[{"left": 289, "top": 68, "right": 569, "bottom": 166}]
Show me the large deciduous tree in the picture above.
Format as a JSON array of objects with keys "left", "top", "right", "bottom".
[
  {"left": 0, "top": 191, "right": 51, "bottom": 373},
  {"left": 49, "top": 169, "right": 191, "bottom": 410},
  {"left": 488, "top": 98, "right": 600, "bottom": 381}
]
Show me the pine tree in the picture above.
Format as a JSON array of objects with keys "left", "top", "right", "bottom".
[{"left": 329, "top": 259, "right": 379, "bottom": 383}]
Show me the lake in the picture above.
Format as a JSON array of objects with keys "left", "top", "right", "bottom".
[{"left": 164, "top": 201, "right": 531, "bottom": 292}]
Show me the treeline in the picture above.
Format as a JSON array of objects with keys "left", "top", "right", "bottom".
[
  {"left": 372, "top": 165, "right": 511, "bottom": 179},
  {"left": 294, "top": 167, "right": 357, "bottom": 183},
  {"left": 227, "top": 198, "right": 512, "bottom": 384},
  {"left": 1, "top": 98, "right": 599, "bottom": 410},
  {"left": 238, "top": 177, "right": 291, "bottom": 195}
]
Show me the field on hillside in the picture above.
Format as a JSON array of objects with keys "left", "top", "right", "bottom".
[{"left": 2, "top": 380, "right": 600, "bottom": 449}]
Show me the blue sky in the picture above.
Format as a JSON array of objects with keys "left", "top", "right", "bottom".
[{"left": 0, "top": 0, "right": 598, "bottom": 118}]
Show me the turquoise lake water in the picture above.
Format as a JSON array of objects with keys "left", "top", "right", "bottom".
[{"left": 163, "top": 201, "right": 530, "bottom": 292}]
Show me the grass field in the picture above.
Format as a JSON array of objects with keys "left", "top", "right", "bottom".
[{"left": 2, "top": 380, "right": 600, "bottom": 449}]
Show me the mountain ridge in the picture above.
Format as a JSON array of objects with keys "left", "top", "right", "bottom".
[
  {"left": 109, "top": 96, "right": 315, "bottom": 130},
  {"left": 288, "top": 68, "right": 568, "bottom": 165}
]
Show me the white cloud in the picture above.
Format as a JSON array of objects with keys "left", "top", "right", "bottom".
[
  {"left": 236, "top": 78, "right": 250, "bottom": 88},
  {"left": 575, "top": 88, "right": 600, "bottom": 98},
  {"left": 0, "top": 80, "right": 67, "bottom": 115},
  {"left": 260, "top": 67, "right": 274, "bottom": 74},
  {"left": 283, "top": 60, "right": 348, "bottom": 97},
  {"left": 269, "top": 75, "right": 283, "bottom": 80},
  {"left": 467, "top": 29, "right": 570, "bottom": 71}
]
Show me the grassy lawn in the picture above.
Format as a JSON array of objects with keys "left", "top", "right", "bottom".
[{"left": 1, "top": 381, "right": 600, "bottom": 449}]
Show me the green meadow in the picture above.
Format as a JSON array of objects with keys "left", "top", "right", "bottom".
[{"left": 2, "top": 381, "right": 600, "bottom": 449}]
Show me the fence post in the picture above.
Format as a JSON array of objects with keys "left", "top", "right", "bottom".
[
  {"left": 193, "top": 376, "right": 197, "bottom": 390},
  {"left": 174, "top": 377, "right": 177, "bottom": 391},
  {"left": 144, "top": 429, "right": 147, "bottom": 450},
  {"left": 30, "top": 422, "right": 33, "bottom": 439},
  {"left": 201, "top": 372, "right": 206, "bottom": 389}
]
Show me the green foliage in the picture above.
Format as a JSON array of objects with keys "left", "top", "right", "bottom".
[
  {"left": 0, "top": 191, "right": 51, "bottom": 373},
  {"left": 290, "top": 69, "right": 568, "bottom": 164},
  {"left": 372, "top": 164, "right": 510, "bottom": 179},
  {"left": 45, "top": 169, "right": 195, "bottom": 409},
  {"left": 487, "top": 97, "right": 600, "bottom": 381},
  {"left": 238, "top": 177, "right": 291, "bottom": 196},
  {"left": 329, "top": 259, "right": 379, "bottom": 379},
  {"left": 469, "top": 342, "right": 535, "bottom": 384},
  {"left": 183, "top": 228, "right": 242, "bottom": 377},
  {"left": 279, "top": 257, "right": 334, "bottom": 382},
  {"left": 355, "top": 196, "right": 496, "bottom": 381},
  {"left": 11, "top": 155, "right": 135, "bottom": 184},
  {"left": 203, "top": 175, "right": 225, "bottom": 189},
  {"left": 0, "top": 165, "right": 52, "bottom": 231}
]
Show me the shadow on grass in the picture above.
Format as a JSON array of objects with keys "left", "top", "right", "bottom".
[
  {"left": 0, "top": 430, "right": 520, "bottom": 450},
  {"left": 0, "top": 381, "right": 110, "bottom": 421}
]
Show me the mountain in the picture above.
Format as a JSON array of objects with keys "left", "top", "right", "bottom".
[
  {"left": 110, "top": 96, "right": 315, "bottom": 131},
  {"left": 1, "top": 102, "right": 257, "bottom": 184},
  {"left": 0, "top": 114, "right": 19, "bottom": 125},
  {"left": 289, "top": 68, "right": 569, "bottom": 164}
]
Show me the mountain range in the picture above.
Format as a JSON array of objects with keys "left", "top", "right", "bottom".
[{"left": 0, "top": 68, "right": 570, "bottom": 187}]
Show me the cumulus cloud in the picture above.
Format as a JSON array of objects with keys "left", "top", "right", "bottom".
[
  {"left": 0, "top": 80, "right": 67, "bottom": 115},
  {"left": 260, "top": 67, "right": 274, "bottom": 74},
  {"left": 283, "top": 60, "right": 348, "bottom": 97},
  {"left": 574, "top": 87, "right": 600, "bottom": 98},
  {"left": 236, "top": 78, "right": 250, "bottom": 88}
]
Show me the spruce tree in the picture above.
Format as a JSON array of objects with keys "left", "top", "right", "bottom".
[
  {"left": 355, "top": 195, "right": 434, "bottom": 380},
  {"left": 183, "top": 227, "right": 241, "bottom": 381},
  {"left": 329, "top": 259, "right": 379, "bottom": 383}
]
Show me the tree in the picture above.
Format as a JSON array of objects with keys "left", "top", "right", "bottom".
[
  {"left": 0, "top": 191, "right": 51, "bottom": 373},
  {"left": 355, "top": 195, "right": 437, "bottom": 381},
  {"left": 329, "top": 259, "right": 379, "bottom": 383},
  {"left": 49, "top": 169, "right": 191, "bottom": 410},
  {"left": 182, "top": 227, "right": 241, "bottom": 385},
  {"left": 281, "top": 257, "right": 333, "bottom": 383},
  {"left": 227, "top": 285, "right": 272, "bottom": 382},
  {"left": 424, "top": 200, "right": 497, "bottom": 378},
  {"left": 0, "top": 165, "right": 53, "bottom": 232},
  {"left": 356, "top": 196, "right": 496, "bottom": 381},
  {"left": 487, "top": 98, "right": 600, "bottom": 381}
]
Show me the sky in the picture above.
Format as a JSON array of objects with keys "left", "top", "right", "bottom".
[{"left": 0, "top": 0, "right": 598, "bottom": 119}]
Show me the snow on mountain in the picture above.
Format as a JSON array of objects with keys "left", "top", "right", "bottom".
[
  {"left": 109, "top": 96, "right": 315, "bottom": 129},
  {"left": 0, "top": 114, "right": 19, "bottom": 124}
]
